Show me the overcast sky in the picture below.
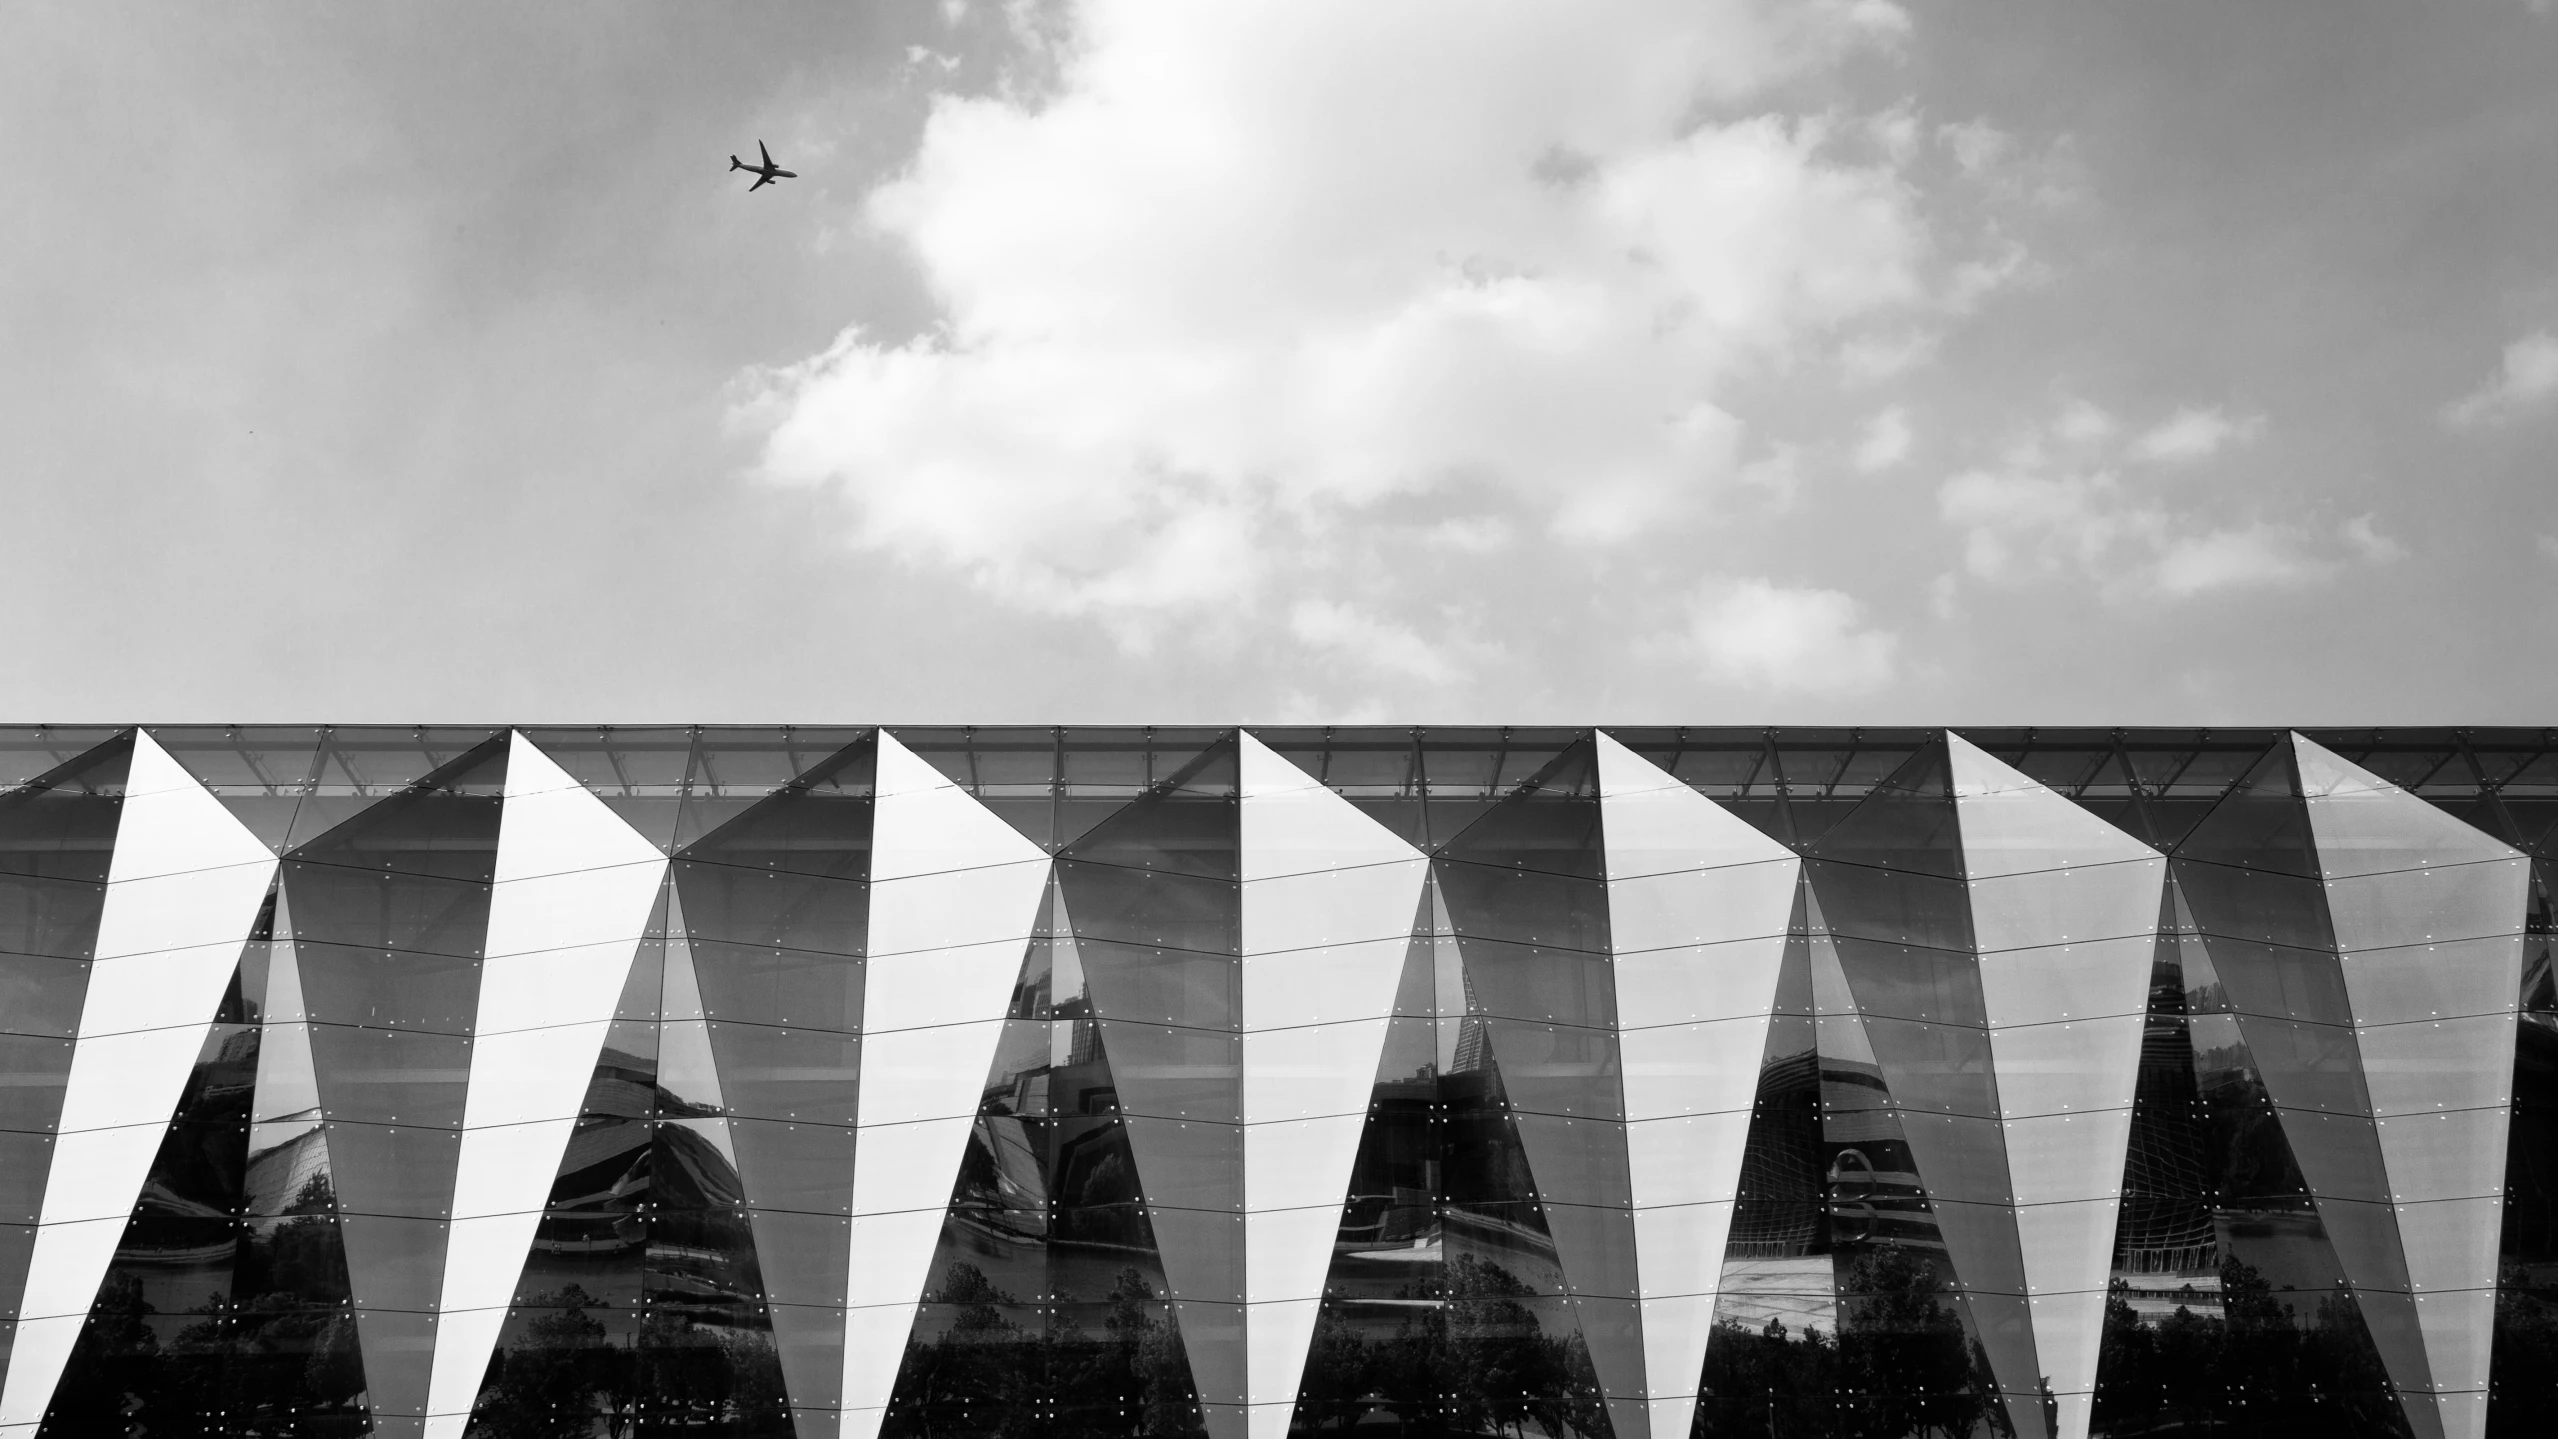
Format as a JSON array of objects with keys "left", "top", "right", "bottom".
[{"left": 7, "top": 1, "right": 2555, "bottom": 724}]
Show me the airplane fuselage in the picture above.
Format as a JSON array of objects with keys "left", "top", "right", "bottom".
[{"left": 730, "top": 143, "right": 796, "bottom": 189}]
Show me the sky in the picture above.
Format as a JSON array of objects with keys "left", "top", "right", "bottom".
[{"left": 6, "top": 0, "right": 2556, "bottom": 724}]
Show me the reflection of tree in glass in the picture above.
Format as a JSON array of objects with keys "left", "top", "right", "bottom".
[
  {"left": 1285, "top": 1256, "right": 1609, "bottom": 1438},
  {"left": 1832, "top": 1246, "right": 1994, "bottom": 1439},
  {"left": 473, "top": 1284, "right": 612, "bottom": 1439},
  {"left": 2089, "top": 1259, "right": 2414, "bottom": 1437},
  {"left": 1695, "top": 1314, "right": 1841, "bottom": 1437},
  {"left": 2491, "top": 1264, "right": 2558, "bottom": 1439},
  {"left": 885, "top": 1264, "right": 1205, "bottom": 1438}
]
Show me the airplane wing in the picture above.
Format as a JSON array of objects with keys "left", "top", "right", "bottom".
[
  {"left": 759, "top": 140, "right": 774, "bottom": 169},
  {"left": 750, "top": 173, "right": 773, "bottom": 191}
]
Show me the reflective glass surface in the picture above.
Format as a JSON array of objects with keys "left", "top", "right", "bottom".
[{"left": 0, "top": 725, "right": 2546, "bottom": 1439}]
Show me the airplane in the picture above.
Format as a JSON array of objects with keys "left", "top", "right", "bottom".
[{"left": 731, "top": 140, "right": 796, "bottom": 191}]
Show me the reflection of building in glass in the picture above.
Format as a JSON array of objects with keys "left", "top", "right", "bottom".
[{"left": 0, "top": 723, "right": 2550, "bottom": 1439}]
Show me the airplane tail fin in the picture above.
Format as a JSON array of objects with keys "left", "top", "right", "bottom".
[{"left": 729, "top": 155, "right": 744, "bottom": 170}]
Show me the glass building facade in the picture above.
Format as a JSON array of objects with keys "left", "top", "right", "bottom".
[{"left": 1, "top": 724, "right": 2553, "bottom": 1439}]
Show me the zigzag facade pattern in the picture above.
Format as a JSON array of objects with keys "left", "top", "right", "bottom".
[{"left": 0, "top": 725, "right": 2549, "bottom": 1439}]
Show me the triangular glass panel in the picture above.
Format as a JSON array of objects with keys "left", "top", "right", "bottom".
[
  {"left": 889, "top": 725, "right": 1064, "bottom": 851},
  {"left": 673, "top": 728, "right": 873, "bottom": 859},
  {"left": 1413, "top": 727, "right": 1586, "bottom": 851},
  {"left": 2167, "top": 740, "right": 2318, "bottom": 877},
  {"left": 0, "top": 730, "right": 132, "bottom": 881},
  {"left": 282, "top": 726, "right": 507, "bottom": 856},
  {"left": 516, "top": 724, "right": 697, "bottom": 852},
  {"left": 0, "top": 727, "right": 127, "bottom": 794},
  {"left": 1433, "top": 737, "right": 1603, "bottom": 881},
  {"left": 677, "top": 732, "right": 875, "bottom": 880},
  {"left": 1057, "top": 732, "right": 1237, "bottom": 880},
  {"left": 1801, "top": 741, "right": 1963, "bottom": 879},
  {"left": 1247, "top": 726, "right": 1426, "bottom": 852},
  {"left": 146, "top": 724, "right": 326, "bottom": 855}
]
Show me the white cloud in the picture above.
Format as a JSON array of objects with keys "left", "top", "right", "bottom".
[
  {"left": 1836, "top": 328, "right": 1937, "bottom": 382},
  {"left": 740, "top": 0, "right": 2020, "bottom": 671},
  {"left": 1851, "top": 406, "right": 1913, "bottom": 472},
  {"left": 2150, "top": 524, "right": 2325, "bottom": 597},
  {"left": 2051, "top": 397, "right": 2116, "bottom": 447},
  {"left": 2442, "top": 330, "right": 2558, "bottom": 429},
  {"left": 2129, "top": 406, "right": 2264, "bottom": 465},
  {"left": 1287, "top": 599, "right": 1467, "bottom": 684},
  {"left": 1937, "top": 399, "right": 2358, "bottom": 600},
  {"left": 2340, "top": 513, "right": 2406, "bottom": 564},
  {"left": 1671, "top": 578, "right": 1898, "bottom": 695}
]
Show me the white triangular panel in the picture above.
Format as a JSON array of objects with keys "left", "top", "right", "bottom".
[
  {"left": 0, "top": 731, "right": 277, "bottom": 1431},
  {"left": 1235, "top": 732, "right": 1424, "bottom": 1435},
  {"left": 1594, "top": 732, "right": 1798, "bottom": 1436},
  {"left": 1951, "top": 735, "right": 2162, "bottom": 1439},
  {"left": 1595, "top": 731, "right": 1793, "bottom": 881},
  {"left": 1949, "top": 733, "right": 2157, "bottom": 881},
  {"left": 839, "top": 732, "right": 1051, "bottom": 1439},
  {"left": 425, "top": 732, "right": 667, "bottom": 1433},
  {"left": 1239, "top": 730, "right": 1417, "bottom": 880},
  {"left": 2293, "top": 734, "right": 2521, "bottom": 878},
  {"left": 2293, "top": 737, "right": 2524, "bottom": 1439}
]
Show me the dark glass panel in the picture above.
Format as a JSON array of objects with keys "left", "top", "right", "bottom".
[
  {"left": 518, "top": 724, "right": 698, "bottom": 851},
  {"left": 1055, "top": 862, "right": 1240, "bottom": 957},
  {"left": 726, "top": 1119, "right": 856, "bottom": 1216},
  {"left": 674, "top": 864, "right": 869, "bottom": 959},
  {"left": 0, "top": 1130, "right": 48, "bottom": 1225},
  {"left": 319, "top": 1122, "right": 463, "bottom": 1219},
  {"left": 284, "top": 728, "right": 508, "bottom": 864},
  {"left": 290, "top": 940, "right": 481, "bottom": 1033},
  {"left": 1088, "top": 1021, "right": 1238, "bottom": 1124},
  {"left": 1413, "top": 726, "right": 1585, "bottom": 848},
  {"left": 2193, "top": 935, "right": 2355, "bottom": 1025},
  {"left": 1117, "top": 1118, "right": 1241, "bottom": 1211},
  {"left": 1805, "top": 860, "right": 1975, "bottom": 952},
  {"left": 677, "top": 731, "right": 875, "bottom": 880},
  {"left": 1507, "top": 1113, "right": 1631, "bottom": 1213},
  {"left": 347, "top": 1306, "right": 440, "bottom": 1419},
  {"left": 2167, "top": 741, "right": 2318, "bottom": 877},
  {"left": 1147, "top": 1207, "right": 1245, "bottom": 1305},
  {"left": 1433, "top": 862, "right": 1608, "bottom": 953},
  {"left": 0, "top": 727, "right": 127, "bottom": 792},
  {"left": 1858, "top": 1016, "right": 2001, "bottom": 1120},
  {"left": 0, "top": 731, "right": 129, "bottom": 883},
  {"left": 703, "top": 1022, "right": 863, "bottom": 1125},
  {"left": 1538, "top": 1202, "right": 1638, "bottom": 1299},
  {"left": 1446, "top": 934, "right": 1613, "bottom": 1027},
  {"left": 0, "top": 954, "right": 87, "bottom": 1037},
  {"left": 1057, "top": 732, "right": 1239, "bottom": 880},
  {"left": 1477, "top": 1019, "right": 1622, "bottom": 1120},
  {"left": 1074, "top": 939, "right": 1237, "bottom": 1029},
  {"left": 1431, "top": 738, "right": 1602, "bottom": 880},
  {"left": 0, "top": 875, "right": 104, "bottom": 961},
  {"left": 1801, "top": 741, "right": 1963, "bottom": 878},
  {"left": 0, "top": 1031, "right": 74, "bottom": 1133},
  {"left": 616, "top": 927, "right": 666, "bottom": 1024},
  {"left": 307, "top": 1023, "right": 471, "bottom": 1129},
  {"left": 688, "top": 939, "right": 863, "bottom": 1032},
  {"left": 2175, "top": 860, "right": 2337, "bottom": 960},
  {"left": 1828, "top": 937, "right": 1989, "bottom": 1026},
  {"left": 673, "top": 727, "right": 872, "bottom": 856},
  {"left": 336, "top": 1212, "right": 449, "bottom": 1312},
  {"left": 743, "top": 1209, "right": 850, "bottom": 1309}
]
